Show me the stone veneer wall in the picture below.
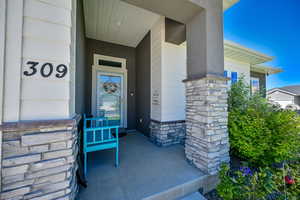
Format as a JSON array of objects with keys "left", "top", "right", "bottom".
[
  {"left": 150, "top": 120, "right": 186, "bottom": 146},
  {"left": 184, "top": 77, "right": 230, "bottom": 175},
  {"left": 0, "top": 116, "right": 80, "bottom": 200}
]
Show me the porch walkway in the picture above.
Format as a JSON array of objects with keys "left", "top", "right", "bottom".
[{"left": 77, "top": 132, "right": 207, "bottom": 200}]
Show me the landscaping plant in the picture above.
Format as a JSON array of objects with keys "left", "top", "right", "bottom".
[
  {"left": 228, "top": 77, "right": 300, "bottom": 166},
  {"left": 217, "top": 164, "right": 277, "bottom": 200},
  {"left": 217, "top": 77, "right": 300, "bottom": 199}
]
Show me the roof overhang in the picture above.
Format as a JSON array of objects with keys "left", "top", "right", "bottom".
[
  {"left": 251, "top": 65, "right": 283, "bottom": 75},
  {"left": 224, "top": 40, "right": 274, "bottom": 65},
  {"left": 223, "top": 0, "right": 240, "bottom": 11}
]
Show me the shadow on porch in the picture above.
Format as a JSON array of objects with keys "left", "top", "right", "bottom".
[{"left": 77, "top": 132, "right": 213, "bottom": 200}]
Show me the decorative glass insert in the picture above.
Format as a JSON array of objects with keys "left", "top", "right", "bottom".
[{"left": 96, "top": 74, "right": 122, "bottom": 126}]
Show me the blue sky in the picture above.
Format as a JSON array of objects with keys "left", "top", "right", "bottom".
[{"left": 224, "top": 0, "right": 300, "bottom": 89}]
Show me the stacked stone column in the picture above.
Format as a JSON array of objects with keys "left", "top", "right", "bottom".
[
  {"left": 184, "top": 77, "right": 230, "bottom": 175},
  {"left": 0, "top": 116, "right": 80, "bottom": 200}
]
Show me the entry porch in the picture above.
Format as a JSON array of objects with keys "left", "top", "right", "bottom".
[{"left": 77, "top": 132, "right": 215, "bottom": 200}]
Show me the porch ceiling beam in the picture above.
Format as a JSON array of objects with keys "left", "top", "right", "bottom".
[
  {"left": 121, "top": 0, "right": 239, "bottom": 24},
  {"left": 121, "top": 0, "right": 202, "bottom": 23}
]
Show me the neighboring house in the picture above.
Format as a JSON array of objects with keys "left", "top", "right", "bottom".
[
  {"left": 267, "top": 85, "right": 300, "bottom": 108},
  {"left": 0, "top": 0, "right": 281, "bottom": 200}
]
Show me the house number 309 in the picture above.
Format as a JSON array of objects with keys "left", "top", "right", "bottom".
[{"left": 23, "top": 61, "right": 68, "bottom": 78}]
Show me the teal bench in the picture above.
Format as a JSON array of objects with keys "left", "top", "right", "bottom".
[{"left": 83, "top": 114, "right": 119, "bottom": 178}]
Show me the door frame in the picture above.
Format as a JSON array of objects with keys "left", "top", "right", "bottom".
[{"left": 92, "top": 54, "right": 128, "bottom": 128}]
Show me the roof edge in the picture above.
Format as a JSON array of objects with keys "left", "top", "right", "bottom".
[
  {"left": 267, "top": 88, "right": 298, "bottom": 96},
  {"left": 224, "top": 40, "right": 274, "bottom": 64},
  {"left": 251, "top": 65, "right": 283, "bottom": 75},
  {"left": 223, "top": 0, "right": 240, "bottom": 11}
]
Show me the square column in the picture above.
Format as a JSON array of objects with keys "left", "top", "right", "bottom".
[
  {"left": 185, "top": 0, "right": 230, "bottom": 175},
  {"left": 0, "top": 0, "right": 79, "bottom": 199},
  {"left": 184, "top": 77, "right": 229, "bottom": 175}
]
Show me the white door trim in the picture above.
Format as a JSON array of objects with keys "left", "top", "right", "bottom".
[{"left": 92, "top": 54, "right": 128, "bottom": 128}]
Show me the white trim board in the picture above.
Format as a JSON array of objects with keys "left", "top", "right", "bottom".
[
  {"left": 91, "top": 54, "right": 128, "bottom": 128},
  {"left": 0, "top": 0, "right": 6, "bottom": 190},
  {"left": 3, "top": 0, "right": 24, "bottom": 122},
  {"left": 0, "top": 0, "right": 7, "bottom": 124},
  {"left": 70, "top": 0, "right": 77, "bottom": 117}
]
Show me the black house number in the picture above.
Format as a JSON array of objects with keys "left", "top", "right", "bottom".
[{"left": 24, "top": 61, "right": 68, "bottom": 78}]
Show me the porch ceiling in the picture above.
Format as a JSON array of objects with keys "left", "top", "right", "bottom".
[
  {"left": 83, "top": 0, "right": 160, "bottom": 47},
  {"left": 83, "top": 0, "right": 239, "bottom": 48}
]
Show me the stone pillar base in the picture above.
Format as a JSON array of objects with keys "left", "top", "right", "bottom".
[
  {"left": 150, "top": 120, "right": 186, "bottom": 147},
  {"left": 184, "top": 77, "right": 230, "bottom": 175},
  {"left": 0, "top": 116, "right": 80, "bottom": 200}
]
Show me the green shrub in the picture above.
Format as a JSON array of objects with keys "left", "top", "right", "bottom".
[
  {"left": 266, "top": 110, "right": 300, "bottom": 164},
  {"left": 228, "top": 77, "right": 300, "bottom": 166},
  {"left": 228, "top": 78, "right": 249, "bottom": 112},
  {"left": 229, "top": 108, "right": 272, "bottom": 165}
]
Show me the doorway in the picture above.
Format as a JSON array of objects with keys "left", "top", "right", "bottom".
[{"left": 92, "top": 54, "right": 128, "bottom": 128}]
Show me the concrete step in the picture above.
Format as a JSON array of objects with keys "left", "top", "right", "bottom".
[
  {"left": 180, "top": 192, "right": 207, "bottom": 200},
  {"left": 142, "top": 174, "right": 215, "bottom": 200}
]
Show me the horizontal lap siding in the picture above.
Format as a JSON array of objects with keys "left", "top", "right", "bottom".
[{"left": 21, "top": 0, "right": 72, "bottom": 120}]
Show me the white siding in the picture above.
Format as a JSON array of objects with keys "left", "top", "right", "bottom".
[
  {"left": 150, "top": 17, "right": 164, "bottom": 121},
  {"left": 161, "top": 42, "right": 186, "bottom": 121},
  {"left": 3, "top": 0, "right": 73, "bottom": 122},
  {"left": 21, "top": 0, "right": 73, "bottom": 120},
  {"left": 224, "top": 58, "right": 251, "bottom": 85}
]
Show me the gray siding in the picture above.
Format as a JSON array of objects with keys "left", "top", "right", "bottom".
[
  {"left": 75, "top": 0, "right": 86, "bottom": 114},
  {"left": 136, "top": 32, "right": 151, "bottom": 136},
  {"left": 85, "top": 39, "right": 136, "bottom": 130}
]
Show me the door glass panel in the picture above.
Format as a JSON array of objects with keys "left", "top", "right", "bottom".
[{"left": 97, "top": 74, "right": 122, "bottom": 126}]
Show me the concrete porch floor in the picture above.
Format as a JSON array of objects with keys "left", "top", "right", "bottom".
[{"left": 77, "top": 132, "right": 209, "bottom": 200}]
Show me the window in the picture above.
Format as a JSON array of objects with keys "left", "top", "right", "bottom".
[
  {"left": 224, "top": 70, "right": 228, "bottom": 77},
  {"left": 224, "top": 70, "right": 238, "bottom": 85},
  {"left": 99, "top": 59, "right": 122, "bottom": 68},
  {"left": 231, "top": 72, "right": 238, "bottom": 83},
  {"left": 251, "top": 77, "right": 260, "bottom": 94}
]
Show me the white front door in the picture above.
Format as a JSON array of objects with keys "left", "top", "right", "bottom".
[{"left": 96, "top": 71, "right": 125, "bottom": 127}]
